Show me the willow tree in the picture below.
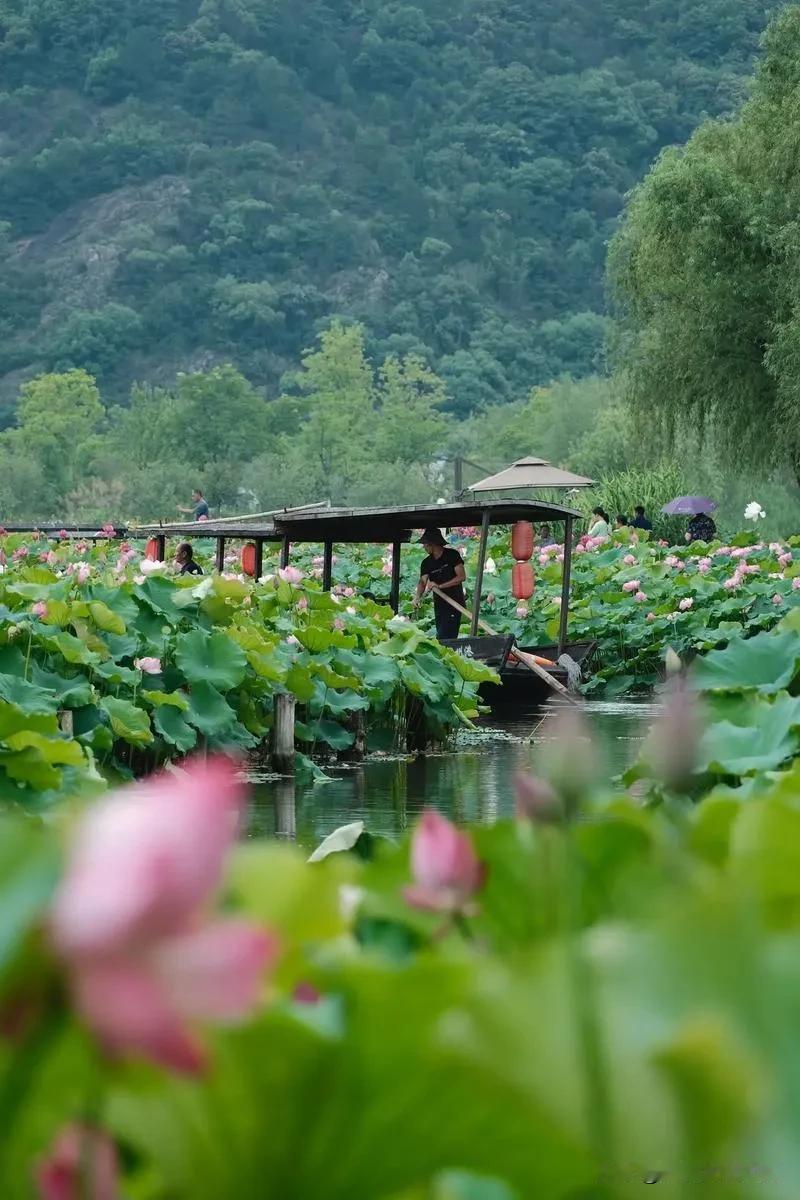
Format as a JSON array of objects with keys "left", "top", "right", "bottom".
[{"left": 610, "top": 6, "right": 800, "bottom": 479}]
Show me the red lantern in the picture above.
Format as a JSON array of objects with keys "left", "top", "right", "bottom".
[
  {"left": 144, "top": 537, "right": 160, "bottom": 562},
  {"left": 511, "top": 561, "right": 535, "bottom": 601},
  {"left": 511, "top": 521, "right": 534, "bottom": 561},
  {"left": 241, "top": 542, "right": 257, "bottom": 578}
]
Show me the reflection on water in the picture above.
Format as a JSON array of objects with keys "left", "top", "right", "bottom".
[{"left": 246, "top": 700, "right": 658, "bottom": 850}]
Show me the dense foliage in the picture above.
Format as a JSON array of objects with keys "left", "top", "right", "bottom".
[
  {"left": 6, "top": 610, "right": 800, "bottom": 1196},
  {"left": 0, "top": 530, "right": 496, "bottom": 808},
  {"left": 0, "top": 0, "right": 778, "bottom": 415},
  {"left": 611, "top": 4, "right": 800, "bottom": 482}
]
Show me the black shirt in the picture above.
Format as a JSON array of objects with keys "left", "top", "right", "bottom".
[
  {"left": 687, "top": 515, "right": 716, "bottom": 543},
  {"left": 193, "top": 499, "right": 209, "bottom": 520},
  {"left": 421, "top": 547, "right": 465, "bottom": 611},
  {"left": 180, "top": 559, "right": 203, "bottom": 575},
  {"left": 631, "top": 516, "right": 652, "bottom": 530}
]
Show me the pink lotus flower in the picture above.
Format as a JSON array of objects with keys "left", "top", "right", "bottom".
[
  {"left": 31, "top": 601, "right": 48, "bottom": 619},
  {"left": 714, "top": 546, "right": 731, "bottom": 557},
  {"left": 343, "top": 587, "right": 355, "bottom": 598},
  {"left": 793, "top": 577, "right": 800, "bottom": 591},
  {"left": 486, "top": 591, "right": 496, "bottom": 605},
  {"left": 381, "top": 560, "right": 393, "bottom": 577},
  {"left": 678, "top": 598, "right": 693, "bottom": 611},
  {"left": 286, "top": 634, "right": 300, "bottom": 645},
  {"left": 12, "top": 546, "right": 28, "bottom": 561},
  {"left": 38, "top": 551, "right": 49, "bottom": 563},
  {"left": 59, "top": 530, "right": 68, "bottom": 540},
  {"left": 36, "top": 1123, "right": 119, "bottom": 1200},
  {"left": 296, "top": 595, "right": 308, "bottom": 611},
  {"left": 515, "top": 603, "right": 529, "bottom": 618},
  {"left": 312, "top": 555, "right": 324, "bottom": 567},
  {"left": 658, "top": 540, "right": 669, "bottom": 548},
  {"left": 134, "top": 657, "right": 161, "bottom": 675},
  {"left": 779, "top": 553, "right": 792, "bottom": 568},
  {"left": 773, "top": 593, "right": 784, "bottom": 606},
  {"left": 141, "top": 559, "right": 166, "bottom": 576},
  {"left": 333, "top": 617, "right": 345, "bottom": 631},
  {"left": 664, "top": 556, "right": 679, "bottom": 568},
  {"left": 623, "top": 554, "right": 637, "bottom": 566},
  {"left": 646, "top": 612, "right": 657, "bottom": 621},
  {"left": 723, "top": 574, "right": 741, "bottom": 590},
  {"left": 697, "top": 558, "right": 712, "bottom": 574},
  {"left": 622, "top": 580, "right": 640, "bottom": 593},
  {"left": 538, "top": 553, "right": 549, "bottom": 566},
  {"left": 278, "top": 566, "right": 303, "bottom": 585},
  {"left": 634, "top": 591, "right": 648, "bottom": 603},
  {"left": 574, "top": 544, "right": 586, "bottom": 554},
  {"left": 50, "top": 758, "right": 277, "bottom": 1074},
  {"left": 404, "top": 810, "right": 485, "bottom": 914},
  {"left": 68, "top": 561, "right": 92, "bottom": 584},
  {"left": 770, "top": 542, "right": 783, "bottom": 553}
]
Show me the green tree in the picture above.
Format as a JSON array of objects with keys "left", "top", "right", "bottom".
[
  {"left": 2, "top": 370, "right": 105, "bottom": 509},
  {"left": 294, "top": 323, "right": 374, "bottom": 494},
  {"left": 372, "top": 354, "right": 448, "bottom": 465},
  {"left": 610, "top": 6, "right": 800, "bottom": 477}
]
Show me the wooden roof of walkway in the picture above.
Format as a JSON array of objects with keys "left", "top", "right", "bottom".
[{"left": 134, "top": 497, "right": 581, "bottom": 543}]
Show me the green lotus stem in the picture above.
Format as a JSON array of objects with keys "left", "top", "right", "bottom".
[
  {"left": 564, "top": 829, "right": 616, "bottom": 1184},
  {"left": 0, "top": 1002, "right": 66, "bottom": 1171}
]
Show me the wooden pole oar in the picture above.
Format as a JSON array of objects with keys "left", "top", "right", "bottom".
[{"left": 429, "top": 586, "right": 579, "bottom": 705}]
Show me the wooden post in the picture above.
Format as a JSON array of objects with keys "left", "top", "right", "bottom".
[
  {"left": 280, "top": 536, "right": 290, "bottom": 569},
  {"left": 558, "top": 516, "right": 573, "bottom": 657},
  {"left": 274, "top": 779, "right": 297, "bottom": 840},
  {"left": 215, "top": 537, "right": 225, "bottom": 572},
  {"left": 389, "top": 539, "right": 402, "bottom": 612},
  {"left": 156, "top": 534, "right": 166, "bottom": 562},
  {"left": 454, "top": 456, "right": 463, "bottom": 496},
  {"left": 470, "top": 509, "right": 491, "bottom": 636},
  {"left": 322, "top": 541, "right": 333, "bottom": 591},
  {"left": 271, "top": 693, "right": 295, "bottom": 775},
  {"left": 254, "top": 538, "right": 264, "bottom": 581}
]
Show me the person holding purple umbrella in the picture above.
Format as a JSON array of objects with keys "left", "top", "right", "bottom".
[
  {"left": 686, "top": 511, "right": 717, "bottom": 543},
  {"left": 662, "top": 495, "right": 718, "bottom": 543}
]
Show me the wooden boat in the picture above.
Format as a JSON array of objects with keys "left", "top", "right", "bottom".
[{"left": 441, "top": 635, "right": 597, "bottom": 705}]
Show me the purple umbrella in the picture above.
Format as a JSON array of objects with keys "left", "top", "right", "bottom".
[{"left": 661, "top": 495, "right": 718, "bottom": 516}]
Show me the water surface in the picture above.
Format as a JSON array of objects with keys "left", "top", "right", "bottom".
[{"left": 246, "top": 700, "right": 658, "bottom": 850}]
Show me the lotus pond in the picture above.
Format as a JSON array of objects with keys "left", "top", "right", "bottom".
[
  {"left": 246, "top": 699, "right": 656, "bottom": 846},
  {"left": 5, "top": 527, "right": 800, "bottom": 1197}
]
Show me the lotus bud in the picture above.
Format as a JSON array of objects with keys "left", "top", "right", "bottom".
[
  {"left": 642, "top": 679, "right": 699, "bottom": 791},
  {"left": 514, "top": 772, "right": 562, "bottom": 823},
  {"left": 664, "top": 647, "right": 682, "bottom": 676},
  {"left": 537, "top": 708, "right": 598, "bottom": 819}
]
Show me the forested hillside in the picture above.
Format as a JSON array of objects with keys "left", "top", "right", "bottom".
[{"left": 0, "top": 0, "right": 778, "bottom": 418}]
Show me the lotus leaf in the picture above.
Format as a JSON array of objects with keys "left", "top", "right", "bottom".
[{"left": 175, "top": 629, "right": 247, "bottom": 690}]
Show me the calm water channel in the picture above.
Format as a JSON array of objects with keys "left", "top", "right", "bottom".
[{"left": 246, "top": 700, "right": 658, "bottom": 850}]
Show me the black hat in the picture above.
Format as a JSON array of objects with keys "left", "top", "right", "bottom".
[{"left": 418, "top": 527, "right": 446, "bottom": 546}]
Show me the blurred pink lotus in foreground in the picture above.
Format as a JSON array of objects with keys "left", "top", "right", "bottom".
[
  {"left": 404, "top": 810, "right": 485, "bottom": 915},
  {"left": 36, "top": 1124, "right": 118, "bottom": 1200},
  {"left": 51, "top": 758, "right": 277, "bottom": 1074},
  {"left": 31, "top": 601, "right": 48, "bottom": 619}
]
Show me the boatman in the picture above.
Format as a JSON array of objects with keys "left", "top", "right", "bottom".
[{"left": 413, "top": 527, "right": 467, "bottom": 641}]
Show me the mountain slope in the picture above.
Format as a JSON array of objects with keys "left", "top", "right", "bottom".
[{"left": 0, "top": 0, "right": 779, "bottom": 415}]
